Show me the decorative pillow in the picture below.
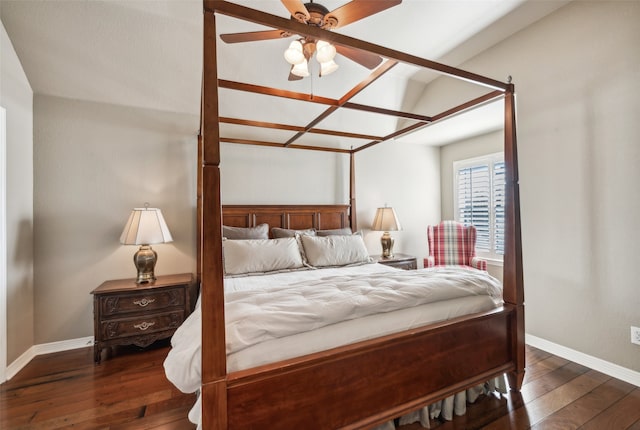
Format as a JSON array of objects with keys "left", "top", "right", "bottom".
[
  {"left": 222, "top": 237, "right": 304, "bottom": 276},
  {"left": 271, "top": 227, "right": 317, "bottom": 238},
  {"left": 316, "top": 227, "right": 353, "bottom": 236},
  {"left": 300, "top": 234, "right": 371, "bottom": 267},
  {"left": 222, "top": 223, "right": 269, "bottom": 240}
]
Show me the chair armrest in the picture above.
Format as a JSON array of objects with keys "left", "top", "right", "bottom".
[
  {"left": 424, "top": 256, "right": 435, "bottom": 267},
  {"left": 471, "top": 256, "right": 487, "bottom": 271}
]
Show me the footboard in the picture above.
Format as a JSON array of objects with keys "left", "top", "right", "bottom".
[{"left": 222, "top": 305, "right": 517, "bottom": 429}]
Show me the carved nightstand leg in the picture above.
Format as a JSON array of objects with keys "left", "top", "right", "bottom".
[{"left": 94, "top": 344, "right": 101, "bottom": 364}]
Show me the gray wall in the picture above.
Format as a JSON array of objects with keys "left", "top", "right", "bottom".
[
  {"left": 445, "top": 1, "right": 640, "bottom": 371},
  {"left": 1, "top": 20, "right": 34, "bottom": 364},
  {"left": 33, "top": 95, "right": 198, "bottom": 344}
]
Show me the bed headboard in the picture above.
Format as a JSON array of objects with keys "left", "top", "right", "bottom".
[{"left": 222, "top": 204, "right": 351, "bottom": 235}]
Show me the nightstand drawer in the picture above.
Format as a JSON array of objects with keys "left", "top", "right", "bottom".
[
  {"left": 374, "top": 254, "right": 417, "bottom": 270},
  {"left": 99, "top": 287, "right": 185, "bottom": 316},
  {"left": 100, "top": 310, "right": 184, "bottom": 340},
  {"left": 388, "top": 259, "right": 417, "bottom": 270}
]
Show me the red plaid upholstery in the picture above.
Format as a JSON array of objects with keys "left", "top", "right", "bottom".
[{"left": 424, "top": 221, "right": 487, "bottom": 271}]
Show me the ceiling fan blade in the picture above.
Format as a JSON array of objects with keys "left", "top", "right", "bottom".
[
  {"left": 220, "top": 29, "right": 290, "bottom": 44},
  {"left": 325, "top": 0, "right": 402, "bottom": 29},
  {"left": 281, "top": 0, "right": 310, "bottom": 23},
  {"left": 335, "top": 45, "right": 383, "bottom": 69}
]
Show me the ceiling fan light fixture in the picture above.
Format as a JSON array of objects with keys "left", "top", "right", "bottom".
[
  {"left": 315, "top": 40, "right": 336, "bottom": 63},
  {"left": 319, "top": 59, "right": 339, "bottom": 77},
  {"left": 291, "top": 59, "right": 310, "bottom": 77},
  {"left": 284, "top": 40, "right": 305, "bottom": 65}
]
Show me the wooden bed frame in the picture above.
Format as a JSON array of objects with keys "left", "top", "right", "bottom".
[{"left": 199, "top": 1, "right": 524, "bottom": 429}]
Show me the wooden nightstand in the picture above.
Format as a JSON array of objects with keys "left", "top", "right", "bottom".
[
  {"left": 374, "top": 254, "right": 417, "bottom": 270},
  {"left": 91, "top": 273, "right": 195, "bottom": 363}
]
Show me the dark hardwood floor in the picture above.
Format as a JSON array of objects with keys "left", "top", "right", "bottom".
[{"left": 1, "top": 343, "right": 638, "bottom": 429}]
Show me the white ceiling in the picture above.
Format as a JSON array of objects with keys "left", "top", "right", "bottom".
[{"left": 0, "top": 0, "right": 568, "bottom": 146}]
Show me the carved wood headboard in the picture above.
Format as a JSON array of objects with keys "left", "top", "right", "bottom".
[{"left": 222, "top": 204, "right": 351, "bottom": 236}]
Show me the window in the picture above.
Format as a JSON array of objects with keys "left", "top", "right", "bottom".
[{"left": 454, "top": 152, "right": 505, "bottom": 262}]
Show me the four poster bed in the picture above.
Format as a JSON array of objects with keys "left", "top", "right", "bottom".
[{"left": 170, "top": 1, "right": 524, "bottom": 428}]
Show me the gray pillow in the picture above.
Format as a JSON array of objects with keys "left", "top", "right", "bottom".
[
  {"left": 316, "top": 227, "right": 353, "bottom": 236},
  {"left": 271, "top": 227, "right": 316, "bottom": 238},
  {"left": 222, "top": 223, "right": 269, "bottom": 240}
]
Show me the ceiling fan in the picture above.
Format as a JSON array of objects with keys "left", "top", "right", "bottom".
[{"left": 220, "top": 0, "right": 402, "bottom": 80}]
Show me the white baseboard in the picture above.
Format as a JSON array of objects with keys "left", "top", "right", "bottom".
[
  {"left": 526, "top": 334, "right": 640, "bottom": 388},
  {"left": 4, "top": 336, "right": 94, "bottom": 381}
]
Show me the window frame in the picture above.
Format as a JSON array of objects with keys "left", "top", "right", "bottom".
[{"left": 453, "top": 152, "right": 505, "bottom": 264}]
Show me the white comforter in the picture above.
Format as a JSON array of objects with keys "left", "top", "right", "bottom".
[
  {"left": 164, "top": 264, "right": 503, "bottom": 428},
  {"left": 226, "top": 268, "right": 502, "bottom": 354}
]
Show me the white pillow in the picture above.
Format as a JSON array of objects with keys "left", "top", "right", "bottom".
[
  {"left": 300, "top": 234, "right": 371, "bottom": 267},
  {"left": 223, "top": 237, "right": 304, "bottom": 275}
]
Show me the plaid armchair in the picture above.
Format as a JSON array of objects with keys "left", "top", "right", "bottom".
[{"left": 424, "top": 220, "right": 487, "bottom": 270}]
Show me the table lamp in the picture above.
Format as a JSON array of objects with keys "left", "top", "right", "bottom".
[
  {"left": 120, "top": 204, "right": 173, "bottom": 284},
  {"left": 371, "top": 206, "right": 402, "bottom": 258}
]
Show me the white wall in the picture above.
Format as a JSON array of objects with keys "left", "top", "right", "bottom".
[
  {"left": 1, "top": 20, "right": 34, "bottom": 364},
  {"left": 443, "top": 1, "right": 640, "bottom": 371},
  {"left": 33, "top": 95, "right": 198, "bottom": 343}
]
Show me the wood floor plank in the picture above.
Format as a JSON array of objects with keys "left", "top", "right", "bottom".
[
  {"left": 578, "top": 388, "right": 640, "bottom": 430},
  {"left": 522, "top": 354, "right": 570, "bottom": 385},
  {"left": 520, "top": 361, "right": 591, "bottom": 403},
  {"left": 627, "top": 418, "right": 640, "bottom": 430},
  {"left": 525, "top": 344, "right": 552, "bottom": 365},
  {"left": 482, "top": 370, "right": 611, "bottom": 429},
  {"left": 1, "top": 343, "right": 196, "bottom": 430},
  {"left": 530, "top": 377, "right": 636, "bottom": 429}
]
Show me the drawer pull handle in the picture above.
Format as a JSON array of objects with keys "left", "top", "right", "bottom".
[
  {"left": 133, "top": 298, "right": 155, "bottom": 307},
  {"left": 134, "top": 321, "right": 155, "bottom": 331}
]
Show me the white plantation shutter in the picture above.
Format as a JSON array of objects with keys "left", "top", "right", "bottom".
[
  {"left": 454, "top": 153, "right": 505, "bottom": 260},
  {"left": 457, "top": 164, "right": 490, "bottom": 250}
]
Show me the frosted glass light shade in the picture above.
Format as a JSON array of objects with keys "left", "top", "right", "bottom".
[
  {"left": 319, "top": 60, "right": 339, "bottom": 77},
  {"left": 120, "top": 207, "right": 173, "bottom": 245},
  {"left": 291, "top": 60, "right": 310, "bottom": 77},
  {"left": 284, "top": 40, "right": 305, "bottom": 65},
  {"left": 315, "top": 40, "right": 336, "bottom": 63}
]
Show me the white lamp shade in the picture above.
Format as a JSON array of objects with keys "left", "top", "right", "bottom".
[
  {"left": 371, "top": 207, "right": 401, "bottom": 232},
  {"left": 315, "top": 40, "right": 336, "bottom": 63},
  {"left": 291, "top": 60, "right": 310, "bottom": 77},
  {"left": 319, "top": 60, "right": 339, "bottom": 77},
  {"left": 120, "top": 207, "right": 173, "bottom": 245},
  {"left": 284, "top": 40, "right": 305, "bottom": 65}
]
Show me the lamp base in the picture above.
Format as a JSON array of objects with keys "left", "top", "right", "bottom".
[
  {"left": 380, "top": 232, "right": 395, "bottom": 258},
  {"left": 133, "top": 245, "right": 157, "bottom": 284}
]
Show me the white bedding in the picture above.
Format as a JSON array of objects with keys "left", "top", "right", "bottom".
[{"left": 164, "top": 263, "right": 504, "bottom": 428}]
